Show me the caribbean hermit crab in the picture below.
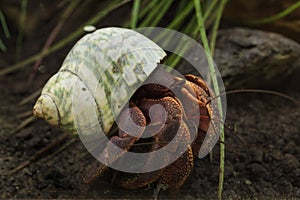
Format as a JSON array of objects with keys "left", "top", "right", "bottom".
[{"left": 33, "top": 27, "right": 221, "bottom": 189}]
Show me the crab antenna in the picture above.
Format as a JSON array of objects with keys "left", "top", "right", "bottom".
[{"left": 206, "top": 89, "right": 300, "bottom": 106}]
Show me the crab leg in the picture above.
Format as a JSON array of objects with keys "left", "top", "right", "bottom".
[
  {"left": 120, "top": 119, "right": 193, "bottom": 189},
  {"left": 157, "top": 119, "right": 194, "bottom": 189},
  {"left": 120, "top": 118, "right": 180, "bottom": 189},
  {"left": 83, "top": 104, "right": 146, "bottom": 184},
  {"left": 120, "top": 97, "right": 193, "bottom": 189}
]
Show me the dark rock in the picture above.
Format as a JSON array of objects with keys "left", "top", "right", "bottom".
[{"left": 214, "top": 27, "right": 300, "bottom": 89}]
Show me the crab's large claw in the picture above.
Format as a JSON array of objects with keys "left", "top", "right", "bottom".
[{"left": 120, "top": 97, "right": 193, "bottom": 189}]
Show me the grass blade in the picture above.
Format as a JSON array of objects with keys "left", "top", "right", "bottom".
[
  {"left": 194, "top": 0, "right": 227, "bottom": 199},
  {"left": 140, "top": 0, "right": 173, "bottom": 27},
  {"left": 139, "top": 0, "right": 159, "bottom": 19},
  {"left": 248, "top": 1, "right": 300, "bottom": 25},
  {"left": 131, "top": 0, "right": 141, "bottom": 28},
  {"left": 0, "top": 10, "right": 11, "bottom": 38}
]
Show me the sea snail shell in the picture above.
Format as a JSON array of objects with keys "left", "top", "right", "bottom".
[{"left": 33, "top": 27, "right": 166, "bottom": 134}]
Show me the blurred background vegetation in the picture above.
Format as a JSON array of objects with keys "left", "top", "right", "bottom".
[{"left": 1, "top": 0, "right": 299, "bottom": 77}]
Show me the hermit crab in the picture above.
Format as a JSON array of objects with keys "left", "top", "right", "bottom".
[{"left": 33, "top": 27, "right": 221, "bottom": 190}]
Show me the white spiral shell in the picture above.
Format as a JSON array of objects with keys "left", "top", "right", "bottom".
[{"left": 33, "top": 27, "right": 166, "bottom": 134}]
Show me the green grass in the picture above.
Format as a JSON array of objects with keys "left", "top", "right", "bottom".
[
  {"left": 130, "top": 0, "right": 140, "bottom": 28},
  {"left": 193, "top": 1, "right": 227, "bottom": 199}
]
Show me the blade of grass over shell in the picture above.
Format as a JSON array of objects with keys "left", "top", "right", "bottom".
[
  {"left": 128, "top": 1, "right": 194, "bottom": 69},
  {"left": 139, "top": 0, "right": 173, "bottom": 27},
  {"left": 247, "top": 1, "right": 300, "bottom": 25},
  {"left": 140, "top": 0, "right": 217, "bottom": 38},
  {"left": 16, "top": 0, "right": 27, "bottom": 61},
  {"left": 194, "top": 0, "right": 227, "bottom": 199},
  {"left": 150, "top": 0, "right": 173, "bottom": 27},
  {"left": 138, "top": 0, "right": 159, "bottom": 20},
  {"left": 165, "top": 0, "right": 220, "bottom": 68},
  {"left": 123, "top": 0, "right": 157, "bottom": 27},
  {"left": 129, "top": 0, "right": 176, "bottom": 54},
  {"left": 0, "top": 0, "right": 130, "bottom": 76},
  {"left": 154, "top": 2, "right": 195, "bottom": 51},
  {"left": 167, "top": 1, "right": 194, "bottom": 30},
  {"left": 130, "top": 0, "right": 140, "bottom": 28},
  {"left": 137, "top": 1, "right": 194, "bottom": 61},
  {"left": 166, "top": 41, "right": 190, "bottom": 69},
  {"left": 164, "top": 16, "right": 197, "bottom": 67},
  {"left": 165, "top": 15, "right": 205, "bottom": 69}
]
